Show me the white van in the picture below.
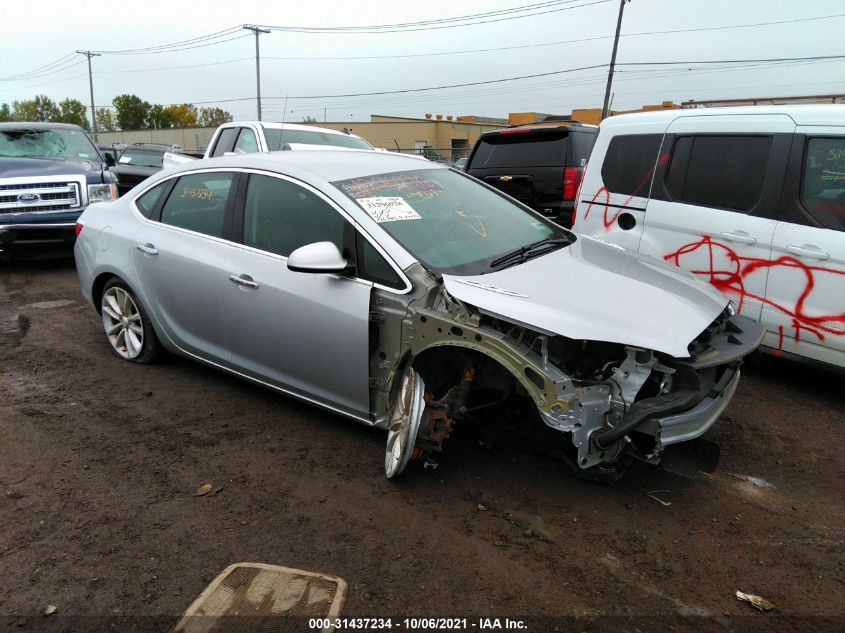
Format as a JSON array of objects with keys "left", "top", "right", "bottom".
[{"left": 574, "top": 105, "right": 845, "bottom": 367}]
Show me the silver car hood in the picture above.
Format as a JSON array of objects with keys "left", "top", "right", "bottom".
[{"left": 442, "top": 236, "right": 728, "bottom": 358}]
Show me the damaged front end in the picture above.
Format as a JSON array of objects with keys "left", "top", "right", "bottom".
[{"left": 379, "top": 274, "right": 763, "bottom": 480}]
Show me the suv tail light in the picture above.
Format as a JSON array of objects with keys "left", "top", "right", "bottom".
[
  {"left": 75, "top": 222, "right": 84, "bottom": 237},
  {"left": 563, "top": 167, "right": 583, "bottom": 201}
]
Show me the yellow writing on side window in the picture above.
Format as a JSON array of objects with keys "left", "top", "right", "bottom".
[{"left": 180, "top": 187, "right": 213, "bottom": 201}]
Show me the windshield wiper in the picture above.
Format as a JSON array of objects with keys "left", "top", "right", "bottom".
[{"left": 489, "top": 237, "right": 571, "bottom": 269}]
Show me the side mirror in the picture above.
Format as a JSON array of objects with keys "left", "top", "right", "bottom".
[
  {"left": 287, "top": 241, "right": 348, "bottom": 274},
  {"left": 105, "top": 154, "right": 116, "bottom": 167}
]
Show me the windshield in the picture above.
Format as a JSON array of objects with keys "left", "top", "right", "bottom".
[
  {"left": 265, "top": 128, "right": 373, "bottom": 151},
  {"left": 334, "top": 169, "right": 571, "bottom": 275},
  {"left": 0, "top": 128, "right": 99, "bottom": 160},
  {"left": 118, "top": 148, "right": 164, "bottom": 168}
]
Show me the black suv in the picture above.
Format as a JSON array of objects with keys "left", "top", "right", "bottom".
[
  {"left": 465, "top": 123, "right": 597, "bottom": 227},
  {"left": 110, "top": 143, "right": 175, "bottom": 196}
]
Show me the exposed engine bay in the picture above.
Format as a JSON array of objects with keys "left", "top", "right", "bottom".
[{"left": 372, "top": 267, "right": 763, "bottom": 480}]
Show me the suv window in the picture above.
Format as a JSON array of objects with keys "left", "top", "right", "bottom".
[
  {"left": 665, "top": 135, "right": 772, "bottom": 211},
  {"left": 600, "top": 134, "right": 662, "bottom": 197},
  {"left": 160, "top": 172, "right": 235, "bottom": 237},
  {"left": 243, "top": 174, "right": 347, "bottom": 257},
  {"left": 234, "top": 128, "right": 259, "bottom": 154},
  {"left": 210, "top": 128, "right": 239, "bottom": 157},
  {"left": 118, "top": 147, "right": 164, "bottom": 167},
  {"left": 801, "top": 137, "right": 845, "bottom": 231},
  {"left": 471, "top": 130, "right": 568, "bottom": 168}
]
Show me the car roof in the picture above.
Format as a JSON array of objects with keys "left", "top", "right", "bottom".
[
  {"left": 0, "top": 121, "right": 85, "bottom": 131},
  {"left": 601, "top": 104, "right": 845, "bottom": 128},
  {"left": 162, "top": 149, "right": 444, "bottom": 183},
  {"left": 480, "top": 123, "right": 597, "bottom": 138},
  {"left": 222, "top": 120, "right": 365, "bottom": 139}
]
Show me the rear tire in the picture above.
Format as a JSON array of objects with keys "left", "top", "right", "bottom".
[{"left": 100, "top": 278, "right": 161, "bottom": 364}]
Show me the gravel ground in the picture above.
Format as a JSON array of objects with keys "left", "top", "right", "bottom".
[{"left": 0, "top": 258, "right": 843, "bottom": 632}]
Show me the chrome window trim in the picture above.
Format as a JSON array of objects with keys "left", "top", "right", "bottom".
[{"left": 129, "top": 167, "right": 413, "bottom": 295}]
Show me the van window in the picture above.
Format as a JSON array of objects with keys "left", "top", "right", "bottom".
[
  {"left": 801, "top": 137, "right": 845, "bottom": 231},
  {"left": 600, "top": 134, "right": 662, "bottom": 197},
  {"left": 665, "top": 135, "right": 772, "bottom": 211}
]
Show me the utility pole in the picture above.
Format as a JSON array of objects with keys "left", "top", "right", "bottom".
[
  {"left": 76, "top": 50, "right": 101, "bottom": 139},
  {"left": 600, "top": 0, "right": 629, "bottom": 121},
  {"left": 243, "top": 25, "right": 270, "bottom": 121}
]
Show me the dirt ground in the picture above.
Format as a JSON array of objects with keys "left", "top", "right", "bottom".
[{"left": 0, "top": 258, "right": 843, "bottom": 633}]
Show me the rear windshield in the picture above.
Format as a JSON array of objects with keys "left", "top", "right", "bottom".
[
  {"left": 471, "top": 131, "right": 568, "bottom": 168},
  {"left": 264, "top": 128, "right": 373, "bottom": 151},
  {"left": 118, "top": 148, "right": 164, "bottom": 168}
]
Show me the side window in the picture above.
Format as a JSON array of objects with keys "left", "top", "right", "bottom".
[
  {"left": 210, "top": 128, "right": 239, "bottom": 157},
  {"left": 800, "top": 137, "right": 845, "bottom": 231},
  {"left": 665, "top": 135, "right": 772, "bottom": 211},
  {"left": 600, "top": 134, "right": 663, "bottom": 197},
  {"left": 234, "top": 128, "right": 259, "bottom": 154},
  {"left": 159, "top": 172, "right": 235, "bottom": 238},
  {"left": 243, "top": 174, "right": 348, "bottom": 258},
  {"left": 135, "top": 182, "right": 166, "bottom": 218},
  {"left": 358, "top": 236, "right": 404, "bottom": 289}
]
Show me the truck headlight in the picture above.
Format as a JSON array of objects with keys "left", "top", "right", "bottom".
[{"left": 88, "top": 183, "right": 117, "bottom": 203}]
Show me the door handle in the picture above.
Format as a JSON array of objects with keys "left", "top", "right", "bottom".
[
  {"left": 228, "top": 274, "right": 259, "bottom": 289},
  {"left": 787, "top": 245, "right": 830, "bottom": 261},
  {"left": 719, "top": 232, "right": 757, "bottom": 246},
  {"left": 136, "top": 243, "right": 158, "bottom": 255}
]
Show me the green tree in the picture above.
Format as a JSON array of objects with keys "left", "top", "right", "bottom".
[
  {"left": 161, "top": 103, "right": 197, "bottom": 128},
  {"left": 198, "top": 107, "right": 232, "bottom": 128},
  {"left": 57, "top": 98, "right": 89, "bottom": 130},
  {"left": 11, "top": 95, "right": 60, "bottom": 122},
  {"left": 0, "top": 103, "right": 10, "bottom": 122},
  {"left": 112, "top": 94, "right": 151, "bottom": 130},
  {"left": 146, "top": 104, "right": 175, "bottom": 130},
  {"left": 96, "top": 108, "right": 117, "bottom": 133},
  {"left": 302, "top": 115, "right": 318, "bottom": 123}
]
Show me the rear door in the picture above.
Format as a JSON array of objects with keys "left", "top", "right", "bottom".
[
  {"left": 466, "top": 128, "right": 568, "bottom": 216},
  {"left": 766, "top": 131, "right": 845, "bottom": 365},
  {"left": 131, "top": 170, "right": 239, "bottom": 364},
  {"left": 637, "top": 114, "right": 794, "bottom": 322}
]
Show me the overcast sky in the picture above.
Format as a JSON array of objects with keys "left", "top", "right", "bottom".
[{"left": 1, "top": 0, "right": 843, "bottom": 123}]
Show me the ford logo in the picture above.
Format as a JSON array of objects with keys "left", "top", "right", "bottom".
[{"left": 17, "top": 193, "right": 40, "bottom": 202}]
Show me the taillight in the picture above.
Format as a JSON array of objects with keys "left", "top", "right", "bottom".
[
  {"left": 75, "top": 222, "right": 84, "bottom": 237},
  {"left": 563, "top": 167, "right": 582, "bottom": 201}
]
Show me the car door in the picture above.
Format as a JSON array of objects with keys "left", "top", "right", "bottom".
[
  {"left": 131, "top": 170, "right": 239, "bottom": 364},
  {"left": 223, "top": 171, "right": 372, "bottom": 420},
  {"left": 765, "top": 132, "right": 845, "bottom": 365},
  {"left": 637, "top": 115, "right": 795, "bottom": 322}
]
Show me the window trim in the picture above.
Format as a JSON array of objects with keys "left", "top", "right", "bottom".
[{"left": 232, "top": 168, "right": 413, "bottom": 295}]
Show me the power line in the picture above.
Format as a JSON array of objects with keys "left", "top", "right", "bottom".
[
  {"left": 259, "top": 0, "right": 611, "bottom": 33},
  {"left": 89, "top": 26, "right": 244, "bottom": 54}
]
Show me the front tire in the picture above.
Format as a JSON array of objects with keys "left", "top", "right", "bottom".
[{"left": 100, "top": 278, "right": 161, "bottom": 364}]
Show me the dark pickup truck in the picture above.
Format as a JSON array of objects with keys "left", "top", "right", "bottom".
[{"left": 0, "top": 122, "right": 116, "bottom": 258}]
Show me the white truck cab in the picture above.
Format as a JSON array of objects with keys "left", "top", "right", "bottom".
[
  {"left": 163, "top": 122, "right": 375, "bottom": 168},
  {"left": 574, "top": 105, "right": 845, "bottom": 368}
]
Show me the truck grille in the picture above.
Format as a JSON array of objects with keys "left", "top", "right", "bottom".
[{"left": 0, "top": 181, "right": 82, "bottom": 215}]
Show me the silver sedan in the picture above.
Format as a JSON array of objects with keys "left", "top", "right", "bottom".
[{"left": 75, "top": 151, "right": 763, "bottom": 480}]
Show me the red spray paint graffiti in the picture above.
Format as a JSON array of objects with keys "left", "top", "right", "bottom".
[
  {"left": 663, "top": 235, "right": 845, "bottom": 350},
  {"left": 581, "top": 154, "right": 669, "bottom": 231}
]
